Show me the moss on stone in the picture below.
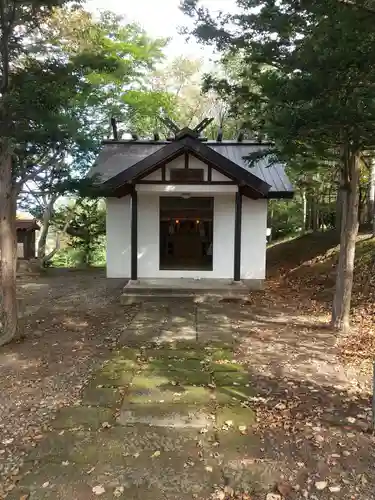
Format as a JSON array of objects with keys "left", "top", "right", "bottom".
[
  {"left": 81, "top": 386, "right": 122, "bottom": 407},
  {"left": 90, "top": 370, "right": 135, "bottom": 388},
  {"left": 125, "top": 383, "right": 215, "bottom": 406},
  {"left": 146, "top": 357, "right": 205, "bottom": 372},
  {"left": 205, "top": 347, "right": 234, "bottom": 361},
  {"left": 115, "top": 347, "right": 141, "bottom": 360},
  {"left": 118, "top": 402, "right": 215, "bottom": 428},
  {"left": 213, "top": 371, "right": 249, "bottom": 386},
  {"left": 211, "top": 386, "right": 254, "bottom": 404},
  {"left": 103, "top": 357, "right": 139, "bottom": 373},
  {"left": 135, "top": 368, "right": 211, "bottom": 387},
  {"left": 145, "top": 348, "right": 206, "bottom": 360},
  {"left": 216, "top": 405, "right": 255, "bottom": 427},
  {"left": 208, "top": 361, "right": 242, "bottom": 372},
  {"left": 52, "top": 407, "right": 114, "bottom": 430}
]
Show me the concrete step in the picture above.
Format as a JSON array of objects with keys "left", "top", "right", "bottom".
[
  {"left": 120, "top": 279, "right": 252, "bottom": 304},
  {"left": 121, "top": 293, "right": 248, "bottom": 305}
]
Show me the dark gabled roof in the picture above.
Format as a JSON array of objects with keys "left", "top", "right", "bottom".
[
  {"left": 16, "top": 219, "right": 40, "bottom": 231},
  {"left": 209, "top": 144, "right": 294, "bottom": 198},
  {"left": 102, "top": 135, "right": 270, "bottom": 199},
  {"left": 88, "top": 130, "right": 294, "bottom": 199}
]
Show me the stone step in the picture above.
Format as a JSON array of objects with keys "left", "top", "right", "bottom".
[
  {"left": 118, "top": 404, "right": 215, "bottom": 429},
  {"left": 121, "top": 289, "right": 249, "bottom": 305}
]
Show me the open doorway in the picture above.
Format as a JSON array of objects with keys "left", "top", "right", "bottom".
[{"left": 159, "top": 197, "right": 213, "bottom": 271}]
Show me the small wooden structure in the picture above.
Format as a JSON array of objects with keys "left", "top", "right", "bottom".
[
  {"left": 16, "top": 219, "right": 39, "bottom": 259},
  {"left": 89, "top": 119, "right": 294, "bottom": 285}
]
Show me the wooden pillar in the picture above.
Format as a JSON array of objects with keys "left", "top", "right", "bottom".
[
  {"left": 234, "top": 191, "right": 242, "bottom": 282},
  {"left": 30, "top": 230, "right": 36, "bottom": 258},
  {"left": 131, "top": 189, "right": 138, "bottom": 280}
]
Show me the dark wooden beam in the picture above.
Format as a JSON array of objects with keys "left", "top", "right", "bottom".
[
  {"left": 137, "top": 180, "right": 235, "bottom": 185},
  {"left": 131, "top": 189, "right": 138, "bottom": 281},
  {"left": 234, "top": 191, "right": 242, "bottom": 282},
  {"left": 207, "top": 165, "right": 212, "bottom": 183},
  {"left": 184, "top": 152, "right": 189, "bottom": 169},
  {"left": 113, "top": 184, "right": 133, "bottom": 198},
  {"left": 161, "top": 164, "right": 166, "bottom": 181},
  {"left": 110, "top": 117, "right": 118, "bottom": 140}
]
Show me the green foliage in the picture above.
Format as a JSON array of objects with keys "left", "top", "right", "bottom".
[
  {"left": 11, "top": 7, "right": 169, "bottom": 183},
  {"left": 181, "top": 0, "right": 375, "bottom": 158},
  {"left": 151, "top": 56, "right": 238, "bottom": 137},
  {"left": 269, "top": 200, "right": 303, "bottom": 239},
  {"left": 14, "top": 6, "right": 177, "bottom": 251},
  {"left": 181, "top": 0, "right": 375, "bottom": 245},
  {"left": 53, "top": 199, "right": 106, "bottom": 267},
  {"left": 52, "top": 236, "right": 106, "bottom": 268}
]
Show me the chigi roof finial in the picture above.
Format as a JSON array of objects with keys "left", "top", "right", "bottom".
[{"left": 158, "top": 112, "right": 214, "bottom": 141}]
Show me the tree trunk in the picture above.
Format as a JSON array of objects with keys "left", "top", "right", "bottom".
[
  {"left": 43, "top": 203, "right": 78, "bottom": 264},
  {"left": 311, "top": 197, "right": 319, "bottom": 231},
  {"left": 37, "top": 195, "right": 58, "bottom": 261},
  {"left": 306, "top": 195, "right": 312, "bottom": 231},
  {"left": 369, "top": 157, "right": 375, "bottom": 236},
  {"left": 358, "top": 185, "right": 366, "bottom": 224},
  {"left": 331, "top": 149, "right": 360, "bottom": 332},
  {"left": 302, "top": 189, "right": 307, "bottom": 233},
  {"left": 0, "top": 148, "right": 18, "bottom": 346},
  {"left": 335, "top": 186, "right": 343, "bottom": 233}
]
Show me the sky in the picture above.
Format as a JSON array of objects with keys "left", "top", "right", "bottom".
[{"left": 86, "top": 0, "right": 235, "bottom": 61}]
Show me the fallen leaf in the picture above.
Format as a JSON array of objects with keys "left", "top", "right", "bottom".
[
  {"left": 205, "top": 465, "right": 213, "bottom": 472},
  {"left": 315, "top": 481, "right": 327, "bottom": 490},
  {"left": 266, "top": 493, "right": 281, "bottom": 500},
  {"left": 238, "top": 425, "right": 247, "bottom": 434},
  {"left": 42, "top": 482, "right": 49, "bottom": 488},
  {"left": 151, "top": 450, "right": 161, "bottom": 458},
  {"left": 113, "top": 485, "right": 125, "bottom": 497},
  {"left": 211, "top": 489, "right": 225, "bottom": 500},
  {"left": 329, "top": 485, "right": 341, "bottom": 493},
  {"left": 224, "top": 485, "right": 234, "bottom": 496},
  {"left": 92, "top": 485, "right": 105, "bottom": 496}
]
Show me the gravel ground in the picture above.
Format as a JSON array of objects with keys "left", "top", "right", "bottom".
[
  {"left": 0, "top": 270, "right": 136, "bottom": 499},
  {"left": 0, "top": 269, "right": 374, "bottom": 499}
]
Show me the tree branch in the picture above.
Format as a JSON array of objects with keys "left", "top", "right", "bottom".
[{"left": 15, "top": 151, "right": 64, "bottom": 190}]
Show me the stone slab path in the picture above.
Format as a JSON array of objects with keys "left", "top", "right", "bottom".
[{"left": 8, "top": 300, "right": 276, "bottom": 500}]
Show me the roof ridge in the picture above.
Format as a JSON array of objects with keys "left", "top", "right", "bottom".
[{"left": 102, "top": 140, "right": 274, "bottom": 147}]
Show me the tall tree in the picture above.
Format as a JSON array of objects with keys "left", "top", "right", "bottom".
[
  {"left": 0, "top": 0, "right": 73, "bottom": 345},
  {"left": 181, "top": 0, "right": 375, "bottom": 331},
  {"left": 53, "top": 199, "right": 106, "bottom": 267},
  {"left": 369, "top": 158, "right": 375, "bottom": 236},
  {"left": 0, "top": 4, "right": 168, "bottom": 345},
  {"left": 152, "top": 56, "right": 238, "bottom": 137},
  {"left": 18, "top": 8, "right": 169, "bottom": 265}
]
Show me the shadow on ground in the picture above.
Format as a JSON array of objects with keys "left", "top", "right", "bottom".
[{"left": 6, "top": 294, "right": 374, "bottom": 500}]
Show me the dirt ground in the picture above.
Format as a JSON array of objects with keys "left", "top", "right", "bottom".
[
  {"left": 0, "top": 268, "right": 374, "bottom": 499},
  {"left": 0, "top": 270, "right": 136, "bottom": 498}
]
